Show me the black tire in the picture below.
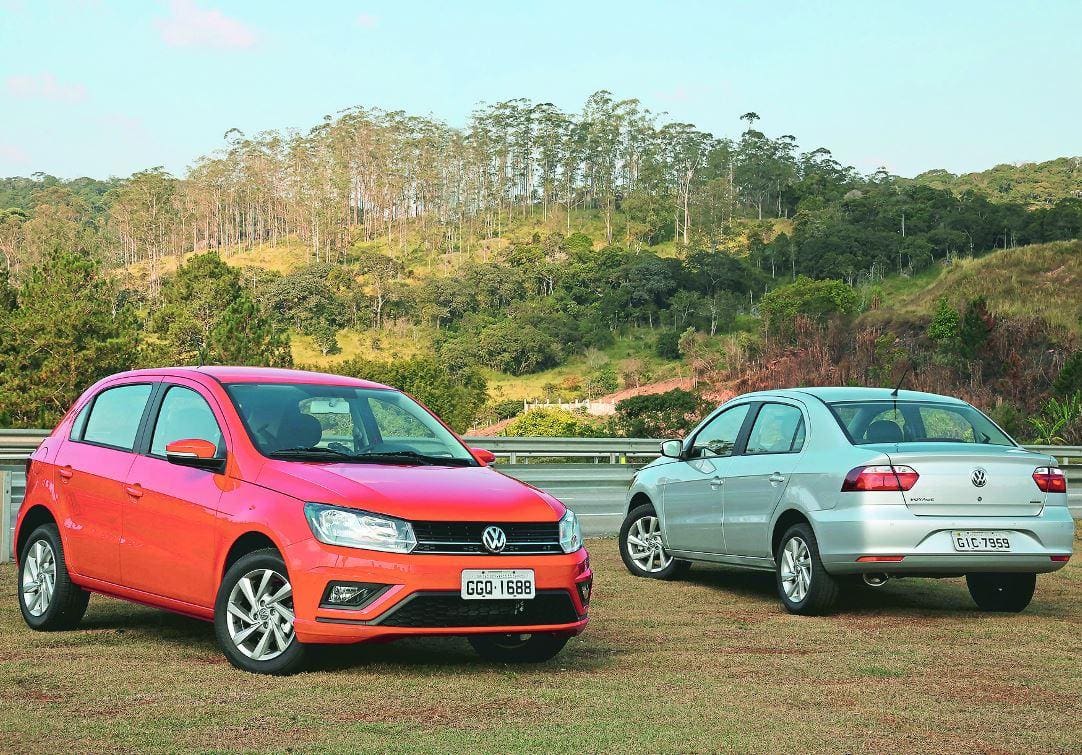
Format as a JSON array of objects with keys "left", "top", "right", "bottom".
[
  {"left": 469, "top": 632, "right": 570, "bottom": 663},
  {"left": 774, "top": 522, "right": 840, "bottom": 616},
  {"left": 18, "top": 523, "right": 90, "bottom": 631},
  {"left": 619, "top": 503, "right": 691, "bottom": 580},
  {"left": 214, "top": 549, "right": 308, "bottom": 675},
  {"left": 966, "top": 572, "right": 1036, "bottom": 613}
]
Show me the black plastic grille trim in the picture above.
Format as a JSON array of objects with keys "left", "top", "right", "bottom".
[
  {"left": 376, "top": 589, "right": 581, "bottom": 628},
  {"left": 411, "top": 521, "right": 562, "bottom": 554}
]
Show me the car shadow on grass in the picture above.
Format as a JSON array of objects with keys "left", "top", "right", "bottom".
[
  {"left": 76, "top": 600, "right": 606, "bottom": 672},
  {"left": 674, "top": 562, "right": 1070, "bottom": 616}
]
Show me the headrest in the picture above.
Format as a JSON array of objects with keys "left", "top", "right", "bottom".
[
  {"left": 276, "top": 412, "right": 323, "bottom": 450},
  {"left": 865, "top": 419, "right": 903, "bottom": 444}
]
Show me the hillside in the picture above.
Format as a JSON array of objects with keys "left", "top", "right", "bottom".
[
  {"left": 878, "top": 239, "right": 1082, "bottom": 332},
  {"left": 913, "top": 157, "right": 1081, "bottom": 208}
]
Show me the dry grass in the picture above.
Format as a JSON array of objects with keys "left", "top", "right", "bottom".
[
  {"left": 890, "top": 240, "right": 1082, "bottom": 332},
  {"left": 1, "top": 529, "right": 1079, "bottom": 754}
]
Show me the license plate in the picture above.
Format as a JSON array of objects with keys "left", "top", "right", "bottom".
[
  {"left": 951, "top": 530, "right": 1012, "bottom": 552},
  {"left": 460, "top": 569, "right": 535, "bottom": 600}
]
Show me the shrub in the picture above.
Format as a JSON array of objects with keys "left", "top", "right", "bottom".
[
  {"left": 502, "top": 407, "right": 601, "bottom": 437},
  {"left": 613, "top": 389, "right": 709, "bottom": 438},
  {"left": 655, "top": 329, "right": 681, "bottom": 359},
  {"left": 758, "top": 276, "right": 860, "bottom": 335}
]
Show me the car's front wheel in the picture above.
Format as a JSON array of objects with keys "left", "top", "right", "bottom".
[
  {"left": 469, "top": 632, "right": 569, "bottom": 663},
  {"left": 966, "top": 572, "right": 1036, "bottom": 612},
  {"left": 214, "top": 549, "right": 307, "bottom": 675},
  {"left": 18, "top": 523, "right": 90, "bottom": 631},
  {"left": 775, "top": 523, "right": 840, "bottom": 615},
  {"left": 619, "top": 504, "right": 690, "bottom": 580}
]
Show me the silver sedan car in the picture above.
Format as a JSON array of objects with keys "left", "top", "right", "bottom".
[{"left": 620, "top": 387, "right": 1074, "bottom": 614}]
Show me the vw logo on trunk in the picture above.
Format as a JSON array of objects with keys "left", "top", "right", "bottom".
[
  {"left": 482, "top": 526, "right": 507, "bottom": 553},
  {"left": 971, "top": 468, "right": 988, "bottom": 488}
]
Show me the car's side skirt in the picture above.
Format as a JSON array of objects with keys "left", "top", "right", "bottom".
[{"left": 668, "top": 550, "right": 776, "bottom": 571}]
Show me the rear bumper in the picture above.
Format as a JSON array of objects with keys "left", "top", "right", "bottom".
[
  {"left": 284, "top": 538, "right": 592, "bottom": 644},
  {"left": 813, "top": 504, "right": 1075, "bottom": 576}
]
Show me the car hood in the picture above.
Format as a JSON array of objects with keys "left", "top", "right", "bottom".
[{"left": 257, "top": 461, "right": 565, "bottom": 522}]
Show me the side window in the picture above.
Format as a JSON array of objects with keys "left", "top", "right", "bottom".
[
  {"left": 368, "top": 396, "right": 437, "bottom": 440},
  {"left": 692, "top": 404, "right": 750, "bottom": 458},
  {"left": 150, "top": 386, "right": 224, "bottom": 456},
  {"left": 745, "top": 404, "right": 805, "bottom": 455},
  {"left": 69, "top": 401, "right": 92, "bottom": 441},
  {"left": 918, "top": 406, "right": 976, "bottom": 442},
  {"left": 82, "top": 384, "right": 153, "bottom": 451}
]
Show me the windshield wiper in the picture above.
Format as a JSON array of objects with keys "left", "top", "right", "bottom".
[
  {"left": 268, "top": 446, "right": 357, "bottom": 460},
  {"left": 352, "top": 450, "right": 472, "bottom": 466}
]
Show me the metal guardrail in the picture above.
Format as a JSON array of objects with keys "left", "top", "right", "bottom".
[{"left": 2, "top": 431, "right": 1080, "bottom": 554}]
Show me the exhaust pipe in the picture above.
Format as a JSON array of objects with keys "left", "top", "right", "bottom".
[{"left": 862, "top": 573, "right": 889, "bottom": 588}]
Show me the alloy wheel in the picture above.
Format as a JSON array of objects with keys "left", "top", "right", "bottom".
[
  {"left": 225, "top": 568, "right": 296, "bottom": 661},
  {"left": 21, "top": 539, "right": 57, "bottom": 617},
  {"left": 780, "top": 536, "right": 812, "bottom": 603},
  {"left": 625, "top": 515, "right": 673, "bottom": 573}
]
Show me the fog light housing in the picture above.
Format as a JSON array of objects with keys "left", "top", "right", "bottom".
[
  {"left": 320, "top": 581, "right": 391, "bottom": 609},
  {"left": 576, "top": 578, "right": 593, "bottom": 606}
]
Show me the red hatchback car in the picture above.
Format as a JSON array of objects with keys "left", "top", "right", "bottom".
[{"left": 16, "top": 367, "right": 591, "bottom": 674}]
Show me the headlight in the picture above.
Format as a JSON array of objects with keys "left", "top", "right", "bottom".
[
  {"left": 558, "top": 508, "right": 583, "bottom": 553},
  {"left": 304, "top": 503, "right": 417, "bottom": 553}
]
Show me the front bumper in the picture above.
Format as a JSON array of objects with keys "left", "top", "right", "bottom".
[
  {"left": 284, "top": 538, "right": 592, "bottom": 644},
  {"left": 813, "top": 504, "right": 1075, "bottom": 576}
]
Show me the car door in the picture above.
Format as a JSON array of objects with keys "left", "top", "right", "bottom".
[
  {"left": 661, "top": 403, "right": 752, "bottom": 554},
  {"left": 51, "top": 381, "right": 158, "bottom": 584},
  {"left": 121, "top": 381, "right": 228, "bottom": 607},
  {"left": 721, "top": 401, "right": 807, "bottom": 558}
]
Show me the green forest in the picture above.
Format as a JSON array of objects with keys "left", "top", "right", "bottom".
[{"left": 1, "top": 92, "right": 1080, "bottom": 441}]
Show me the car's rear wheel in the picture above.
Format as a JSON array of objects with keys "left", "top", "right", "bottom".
[
  {"left": 18, "top": 524, "right": 90, "bottom": 631},
  {"left": 214, "top": 549, "right": 307, "bottom": 675},
  {"left": 966, "top": 572, "right": 1036, "bottom": 612},
  {"left": 619, "top": 504, "right": 690, "bottom": 580},
  {"left": 468, "top": 632, "right": 569, "bottom": 663},
  {"left": 775, "top": 523, "right": 840, "bottom": 615}
]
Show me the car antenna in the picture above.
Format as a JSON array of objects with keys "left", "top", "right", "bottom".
[{"left": 890, "top": 364, "right": 911, "bottom": 397}]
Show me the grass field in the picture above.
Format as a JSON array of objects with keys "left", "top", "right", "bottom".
[{"left": 1, "top": 528, "right": 1080, "bottom": 754}]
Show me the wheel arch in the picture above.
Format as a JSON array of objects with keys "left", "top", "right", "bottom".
[
  {"left": 770, "top": 508, "right": 814, "bottom": 559},
  {"left": 15, "top": 504, "right": 59, "bottom": 565},
  {"left": 220, "top": 530, "right": 285, "bottom": 579}
]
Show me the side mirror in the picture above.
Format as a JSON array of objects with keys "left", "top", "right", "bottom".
[
  {"left": 660, "top": 440, "right": 683, "bottom": 459},
  {"left": 471, "top": 447, "right": 497, "bottom": 466},
  {"left": 165, "top": 438, "right": 225, "bottom": 473}
]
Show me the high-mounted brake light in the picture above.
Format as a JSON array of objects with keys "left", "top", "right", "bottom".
[
  {"left": 1032, "top": 467, "right": 1067, "bottom": 494},
  {"left": 841, "top": 465, "right": 919, "bottom": 492}
]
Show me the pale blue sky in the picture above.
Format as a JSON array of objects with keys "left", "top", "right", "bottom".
[{"left": 1, "top": 0, "right": 1079, "bottom": 180}]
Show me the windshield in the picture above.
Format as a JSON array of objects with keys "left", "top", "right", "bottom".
[
  {"left": 224, "top": 382, "right": 476, "bottom": 465},
  {"left": 828, "top": 400, "right": 1015, "bottom": 447}
]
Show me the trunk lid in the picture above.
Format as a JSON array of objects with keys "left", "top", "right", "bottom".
[{"left": 870, "top": 443, "right": 1050, "bottom": 517}]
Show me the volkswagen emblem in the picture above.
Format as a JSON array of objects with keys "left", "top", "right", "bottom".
[
  {"left": 971, "top": 468, "right": 988, "bottom": 488},
  {"left": 482, "top": 525, "right": 507, "bottom": 554}
]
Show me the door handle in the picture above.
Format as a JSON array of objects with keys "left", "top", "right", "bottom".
[
  {"left": 769, "top": 473, "right": 786, "bottom": 484},
  {"left": 710, "top": 476, "right": 724, "bottom": 489},
  {"left": 58, "top": 466, "right": 73, "bottom": 480},
  {"left": 125, "top": 484, "right": 144, "bottom": 499}
]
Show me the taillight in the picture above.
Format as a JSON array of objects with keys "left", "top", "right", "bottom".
[
  {"left": 1033, "top": 467, "right": 1067, "bottom": 493},
  {"left": 841, "top": 465, "right": 919, "bottom": 492}
]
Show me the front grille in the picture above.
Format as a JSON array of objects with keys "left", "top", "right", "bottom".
[
  {"left": 377, "top": 590, "right": 581, "bottom": 628},
  {"left": 412, "top": 521, "right": 562, "bottom": 554}
]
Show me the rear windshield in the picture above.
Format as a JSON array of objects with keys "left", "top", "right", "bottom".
[{"left": 828, "top": 400, "right": 1015, "bottom": 447}]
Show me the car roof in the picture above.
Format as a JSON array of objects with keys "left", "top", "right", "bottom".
[
  {"left": 736, "top": 386, "right": 969, "bottom": 405},
  {"left": 107, "top": 366, "right": 393, "bottom": 390}
]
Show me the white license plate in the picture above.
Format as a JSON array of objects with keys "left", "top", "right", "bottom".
[
  {"left": 952, "top": 530, "right": 1012, "bottom": 552},
  {"left": 460, "top": 569, "right": 535, "bottom": 600}
]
